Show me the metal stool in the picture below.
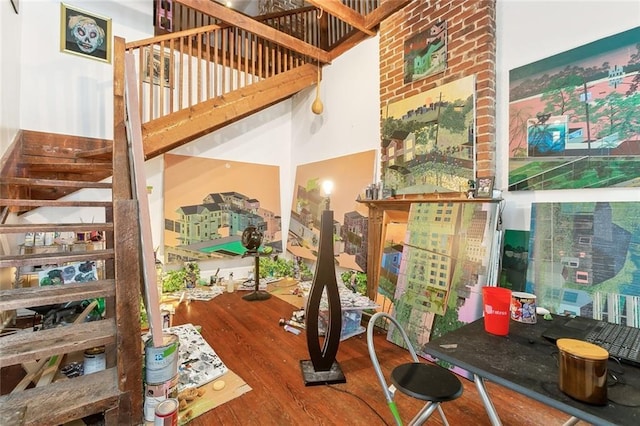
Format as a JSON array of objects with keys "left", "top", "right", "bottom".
[{"left": 367, "top": 312, "right": 463, "bottom": 425}]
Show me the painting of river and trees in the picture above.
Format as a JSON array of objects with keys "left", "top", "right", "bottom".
[
  {"left": 509, "top": 27, "right": 640, "bottom": 190},
  {"left": 381, "top": 75, "right": 475, "bottom": 194}
]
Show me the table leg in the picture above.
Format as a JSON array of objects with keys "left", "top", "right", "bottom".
[{"left": 474, "top": 374, "right": 502, "bottom": 426}]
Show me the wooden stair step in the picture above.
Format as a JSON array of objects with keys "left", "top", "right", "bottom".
[
  {"left": 0, "top": 222, "right": 113, "bottom": 233},
  {"left": 75, "top": 146, "right": 113, "bottom": 160},
  {"left": 0, "top": 199, "right": 112, "bottom": 208},
  {"left": 1, "top": 177, "right": 112, "bottom": 189},
  {"left": 0, "top": 248, "right": 115, "bottom": 268},
  {"left": 0, "top": 318, "right": 116, "bottom": 368},
  {"left": 0, "top": 280, "right": 115, "bottom": 312},
  {"left": 0, "top": 367, "right": 120, "bottom": 426},
  {"left": 21, "top": 163, "right": 113, "bottom": 173}
]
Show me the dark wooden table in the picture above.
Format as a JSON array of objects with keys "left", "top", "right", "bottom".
[{"left": 423, "top": 315, "right": 640, "bottom": 426}]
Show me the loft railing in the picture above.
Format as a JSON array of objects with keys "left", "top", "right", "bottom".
[
  {"left": 124, "top": 24, "right": 312, "bottom": 124},
  {"left": 155, "top": 0, "right": 380, "bottom": 51}
]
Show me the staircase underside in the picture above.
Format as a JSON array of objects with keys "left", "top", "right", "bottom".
[{"left": 142, "top": 63, "right": 318, "bottom": 159}]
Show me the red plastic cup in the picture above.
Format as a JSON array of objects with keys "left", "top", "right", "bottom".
[{"left": 482, "top": 286, "right": 512, "bottom": 336}]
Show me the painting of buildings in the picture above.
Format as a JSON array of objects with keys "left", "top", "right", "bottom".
[
  {"left": 384, "top": 201, "right": 500, "bottom": 377},
  {"left": 381, "top": 75, "right": 475, "bottom": 195},
  {"left": 287, "top": 151, "right": 375, "bottom": 272},
  {"left": 527, "top": 202, "right": 640, "bottom": 327},
  {"left": 163, "top": 154, "right": 281, "bottom": 264},
  {"left": 508, "top": 26, "right": 640, "bottom": 190},
  {"left": 403, "top": 20, "right": 447, "bottom": 84}
]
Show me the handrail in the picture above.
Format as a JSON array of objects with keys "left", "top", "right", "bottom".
[{"left": 124, "top": 23, "right": 312, "bottom": 124}]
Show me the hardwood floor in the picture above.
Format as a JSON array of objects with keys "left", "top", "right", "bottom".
[{"left": 172, "top": 292, "right": 571, "bottom": 425}]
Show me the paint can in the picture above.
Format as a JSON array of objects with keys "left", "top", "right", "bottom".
[
  {"left": 83, "top": 346, "right": 106, "bottom": 375},
  {"left": 145, "top": 333, "right": 179, "bottom": 384},
  {"left": 144, "top": 374, "right": 179, "bottom": 422},
  {"left": 154, "top": 398, "right": 179, "bottom": 426}
]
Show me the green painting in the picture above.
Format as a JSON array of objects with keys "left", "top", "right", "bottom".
[{"left": 509, "top": 26, "right": 640, "bottom": 190}]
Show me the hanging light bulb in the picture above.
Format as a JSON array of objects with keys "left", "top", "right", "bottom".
[{"left": 312, "top": 8, "right": 324, "bottom": 115}]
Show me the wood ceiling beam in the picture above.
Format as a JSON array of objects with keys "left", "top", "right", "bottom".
[
  {"left": 179, "top": 0, "right": 331, "bottom": 64},
  {"left": 142, "top": 64, "right": 318, "bottom": 160},
  {"left": 306, "top": 0, "right": 376, "bottom": 36},
  {"left": 364, "top": 0, "right": 413, "bottom": 30}
]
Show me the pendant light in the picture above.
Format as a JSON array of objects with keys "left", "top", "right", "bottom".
[{"left": 311, "top": 8, "right": 324, "bottom": 115}]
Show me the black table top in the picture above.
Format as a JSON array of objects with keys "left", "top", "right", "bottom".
[{"left": 423, "top": 315, "right": 640, "bottom": 426}]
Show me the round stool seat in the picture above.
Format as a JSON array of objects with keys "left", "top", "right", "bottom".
[{"left": 391, "top": 362, "right": 463, "bottom": 402}]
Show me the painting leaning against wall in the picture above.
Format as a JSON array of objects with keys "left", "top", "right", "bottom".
[
  {"left": 381, "top": 74, "right": 476, "bottom": 195},
  {"left": 508, "top": 26, "right": 640, "bottom": 191},
  {"left": 163, "top": 154, "right": 281, "bottom": 265},
  {"left": 527, "top": 201, "right": 640, "bottom": 327}
]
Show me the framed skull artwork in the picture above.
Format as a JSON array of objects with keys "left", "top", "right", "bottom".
[{"left": 60, "top": 3, "right": 112, "bottom": 63}]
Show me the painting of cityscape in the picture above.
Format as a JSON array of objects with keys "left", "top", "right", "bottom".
[
  {"left": 163, "top": 154, "right": 281, "bottom": 264},
  {"left": 381, "top": 75, "right": 475, "bottom": 195},
  {"left": 382, "top": 201, "right": 500, "bottom": 378},
  {"left": 527, "top": 202, "right": 640, "bottom": 327},
  {"left": 508, "top": 26, "right": 640, "bottom": 191},
  {"left": 287, "top": 150, "right": 375, "bottom": 273},
  {"left": 403, "top": 20, "right": 447, "bottom": 84}
]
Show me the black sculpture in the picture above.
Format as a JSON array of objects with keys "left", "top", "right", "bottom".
[
  {"left": 300, "top": 183, "right": 345, "bottom": 385},
  {"left": 241, "top": 225, "right": 271, "bottom": 301}
]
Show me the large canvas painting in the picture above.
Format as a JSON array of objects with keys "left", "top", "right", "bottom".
[
  {"left": 163, "top": 154, "right": 281, "bottom": 264},
  {"left": 403, "top": 20, "right": 447, "bottom": 84},
  {"left": 508, "top": 27, "right": 640, "bottom": 191},
  {"left": 383, "top": 200, "right": 500, "bottom": 378},
  {"left": 381, "top": 75, "right": 476, "bottom": 195},
  {"left": 287, "top": 151, "right": 375, "bottom": 272},
  {"left": 527, "top": 202, "right": 640, "bottom": 327}
]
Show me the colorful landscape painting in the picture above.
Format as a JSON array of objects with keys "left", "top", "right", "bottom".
[
  {"left": 527, "top": 202, "right": 640, "bottom": 327},
  {"left": 508, "top": 26, "right": 640, "bottom": 190},
  {"left": 287, "top": 151, "right": 375, "bottom": 272},
  {"left": 382, "top": 201, "right": 500, "bottom": 378},
  {"left": 381, "top": 75, "right": 476, "bottom": 195},
  {"left": 403, "top": 20, "right": 447, "bottom": 84},
  {"left": 163, "top": 154, "right": 281, "bottom": 264}
]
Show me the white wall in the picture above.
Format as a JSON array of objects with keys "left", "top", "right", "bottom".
[
  {"left": 496, "top": 0, "right": 640, "bottom": 230},
  {"left": 0, "top": 1, "right": 22, "bottom": 153},
  {"left": 18, "top": 0, "right": 153, "bottom": 139}
]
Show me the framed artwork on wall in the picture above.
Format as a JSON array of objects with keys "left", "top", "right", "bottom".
[
  {"left": 475, "top": 176, "right": 494, "bottom": 198},
  {"left": 60, "top": 3, "right": 112, "bottom": 63},
  {"left": 403, "top": 20, "right": 447, "bottom": 84},
  {"left": 143, "top": 46, "right": 172, "bottom": 88}
]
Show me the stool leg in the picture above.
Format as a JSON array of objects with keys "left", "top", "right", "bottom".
[
  {"left": 437, "top": 405, "right": 450, "bottom": 426},
  {"left": 409, "top": 402, "right": 439, "bottom": 425}
]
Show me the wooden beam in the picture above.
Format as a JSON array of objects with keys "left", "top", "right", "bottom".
[
  {"left": 142, "top": 63, "right": 318, "bottom": 159},
  {"left": 179, "top": 0, "right": 331, "bottom": 64},
  {"left": 307, "top": 0, "right": 376, "bottom": 36},
  {"left": 364, "top": 0, "right": 413, "bottom": 30}
]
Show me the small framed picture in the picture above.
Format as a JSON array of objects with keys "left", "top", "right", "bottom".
[
  {"left": 475, "top": 176, "right": 495, "bottom": 198},
  {"left": 60, "top": 3, "right": 111, "bottom": 63},
  {"left": 143, "top": 46, "right": 173, "bottom": 88}
]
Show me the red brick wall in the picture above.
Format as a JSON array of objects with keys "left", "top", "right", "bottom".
[{"left": 380, "top": 0, "right": 496, "bottom": 177}]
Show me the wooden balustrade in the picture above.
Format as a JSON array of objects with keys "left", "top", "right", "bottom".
[
  {"left": 155, "top": 0, "right": 380, "bottom": 52},
  {"left": 125, "top": 24, "right": 311, "bottom": 124}
]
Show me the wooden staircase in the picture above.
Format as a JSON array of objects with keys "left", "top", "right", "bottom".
[
  {"left": 0, "top": 68, "right": 143, "bottom": 425},
  {"left": 0, "top": 1, "right": 411, "bottom": 423}
]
